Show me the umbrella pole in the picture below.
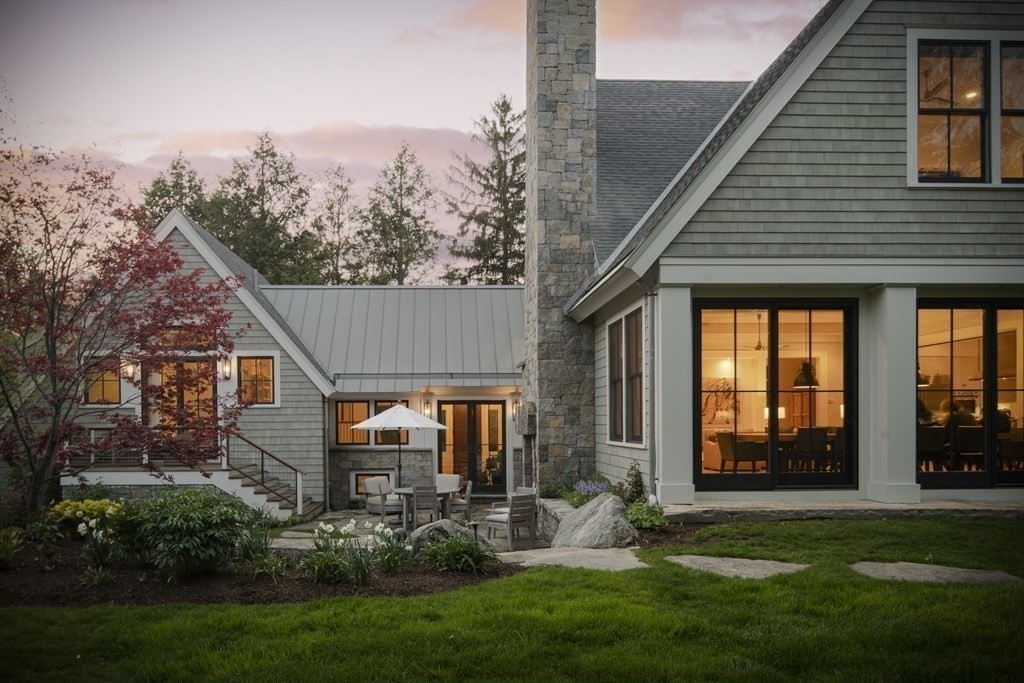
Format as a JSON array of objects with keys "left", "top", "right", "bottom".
[{"left": 397, "top": 438, "right": 403, "bottom": 488}]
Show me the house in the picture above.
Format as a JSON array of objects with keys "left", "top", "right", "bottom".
[
  {"left": 60, "top": 0, "right": 1024, "bottom": 515},
  {"left": 64, "top": 210, "right": 525, "bottom": 518},
  {"left": 519, "top": 0, "right": 1024, "bottom": 505}
]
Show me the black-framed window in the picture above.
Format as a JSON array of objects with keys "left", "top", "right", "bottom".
[
  {"left": 238, "top": 356, "right": 274, "bottom": 404},
  {"left": 694, "top": 301, "right": 856, "bottom": 491},
  {"left": 84, "top": 360, "right": 120, "bottom": 405},
  {"left": 374, "top": 400, "right": 409, "bottom": 446},
  {"left": 917, "top": 302, "right": 1024, "bottom": 487},
  {"left": 625, "top": 309, "right": 644, "bottom": 443},
  {"left": 608, "top": 307, "right": 643, "bottom": 444},
  {"left": 917, "top": 41, "right": 989, "bottom": 182},
  {"left": 608, "top": 319, "right": 623, "bottom": 441},
  {"left": 1001, "top": 43, "right": 1024, "bottom": 182},
  {"left": 337, "top": 401, "right": 369, "bottom": 445}
]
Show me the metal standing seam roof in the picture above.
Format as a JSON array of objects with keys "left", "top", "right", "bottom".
[
  {"left": 260, "top": 286, "right": 526, "bottom": 393},
  {"left": 568, "top": 0, "right": 847, "bottom": 311},
  {"left": 592, "top": 79, "right": 750, "bottom": 263}
]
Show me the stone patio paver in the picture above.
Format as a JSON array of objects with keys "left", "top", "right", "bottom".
[
  {"left": 666, "top": 555, "right": 809, "bottom": 579},
  {"left": 850, "top": 561, "right": 1023, "bottom": 584},
  {"left": 500, "top": 547, "right": 648, "bottom": 571}
]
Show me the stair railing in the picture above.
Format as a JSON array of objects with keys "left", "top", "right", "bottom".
[{"left": 224, "top": 430, "right": 303, "bottom": 516}]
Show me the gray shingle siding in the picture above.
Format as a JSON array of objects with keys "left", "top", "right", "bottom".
[
  {"left": 669, "top": 0, "right": 1024, "bottom": 259},
  {"left": 169, "top": 229, "right": 326, "bottom": 502}
]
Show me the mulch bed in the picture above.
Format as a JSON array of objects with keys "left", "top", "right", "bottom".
[
  {"left": 0, "top": 539, "right": 525, "bottom": 607},
  {"left": 0, "top": 523, "right": 701, "bottom": 607}
]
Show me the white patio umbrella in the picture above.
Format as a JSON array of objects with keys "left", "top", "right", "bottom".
[{"left": 351, "top": 403, "right": 447, "bottom": 487}]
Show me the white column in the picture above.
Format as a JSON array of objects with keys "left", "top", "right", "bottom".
[
  {"left": 656, "top": 285, "right": 695, "bottom": 504},
  {"left": 865, "top": 285, "right": 921, "bottom": 503}
]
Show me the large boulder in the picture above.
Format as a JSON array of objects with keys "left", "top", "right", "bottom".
[
  {"left": 409, "top": 519, "right": 490, "bottom": 551},
  {"left": 552, "top": 493, "right": 638, "bottom": 549}
]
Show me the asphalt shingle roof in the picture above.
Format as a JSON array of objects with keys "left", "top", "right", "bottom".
[
  {"left": 592, "top": 79, "right": 749, "bottom": 263},
  {"left": 571, "top": 0, "right": 846, "bottom": 311}
]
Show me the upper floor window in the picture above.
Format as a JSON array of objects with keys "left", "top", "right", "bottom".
[
  {"left": 84, "top": 360, "right": 120, "bottom": 405},
  {"left": 607, "top": 306, "right": 644, "bottom": 445},
  {"left": 238, "top": 356, "right": 275, "bottom": 405},
  {"left": 911, "top": 31, "right": 1024, "bottom": 186}
]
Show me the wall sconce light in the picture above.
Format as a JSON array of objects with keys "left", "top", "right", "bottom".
[
  {"left": 840, "top": 404, "right": 845, "bottom": 420},
  {"left": 512, "top": 400, "right": 520, "bottom": 421},
  {"left": 423, "top": 401, "right": 432, "bottom": 418},
  {"left": 220, "top": 358, "right": 232, "bottom": 380},
  {"left": 122, "top": 361, "right": 137, "bottom": 379}
]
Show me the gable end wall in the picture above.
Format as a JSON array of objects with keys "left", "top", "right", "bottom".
[{"left": 668, "top": 0, "right": 1024, "bottom": 259}]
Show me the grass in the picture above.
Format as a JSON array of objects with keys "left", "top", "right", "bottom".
[{"left": 3, "top": 517, "right": 1024, "bottom": 681}]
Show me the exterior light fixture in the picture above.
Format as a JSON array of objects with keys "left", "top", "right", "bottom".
[
  {"left": 423, "top": 401, "right": 432, "bottom": 418},
  {"left": 792, "top": 362, "right": 819, "bottom": 389},
  {"left": 512, "top": 400, "right": 520, "bottom": 421},
  {"left": 122, "top": 361, "right": 137, "bottom": 379},
  {"left": 220, "top": 358, "right": 232, "bottom": 380}
]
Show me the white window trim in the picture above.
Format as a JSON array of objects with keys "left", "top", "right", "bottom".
[
  {"left": 605, "top": 301, "right": 647, "bottom": 449},
  {"left": 907, "top": 28, "right": 1024, "bottom": 189},
  {"left": 229, "top": 350, "right": 281, "bottom": 408}
]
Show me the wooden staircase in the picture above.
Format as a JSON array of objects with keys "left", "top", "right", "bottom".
[{"left": 223, "top": 432, "right": 324, "bottom": 521}]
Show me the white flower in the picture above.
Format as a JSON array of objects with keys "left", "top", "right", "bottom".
[
  {"left": 77, "top": 523, "right": 88, "bottom": 536},
  {"left": 374, "top": 522, "right": 385, "bottom": 534},
  {"left": 88, "top": 518, "right": 98, "bottom": 529},
  {"left": 383, "top": 527, "right": 394, "bottom": 538},
  {"left": 323, "top": 523, "right": 335, "bottom": 534},
  {"left": 404, "top": 544, "right": 413, "bottom": 552},
  {"left": 106, "top": 506, "right": 116, "bottom": 516},
  {"left": 363, "top": 520, "right": 373, "bottom": 529},
  {"left": 76, "top": 511, "right": 84, "bottom": 518},
  {"left": 317, "top": 521, "right": 327, "bottom": 530}
]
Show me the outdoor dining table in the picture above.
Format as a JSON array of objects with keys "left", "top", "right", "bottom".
[{"left": 393, "top": 485, "right": 461, "bottom": 532}]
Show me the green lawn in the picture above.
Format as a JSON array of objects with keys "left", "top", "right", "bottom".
[{"left": 3, "top": 517, "right": 1023, "bottom": 681}]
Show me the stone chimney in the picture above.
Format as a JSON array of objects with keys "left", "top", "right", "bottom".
[{"left": 520, "top": 0, "right": 597, "bottom": 484}]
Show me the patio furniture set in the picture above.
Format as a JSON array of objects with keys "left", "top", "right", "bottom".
[{"left": 362, "top": 475, "right": 539, "bottom": 550}]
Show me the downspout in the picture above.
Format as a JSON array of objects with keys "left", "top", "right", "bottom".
[
  {"left": 323, "top": 396, "right": 330, "bottom": 512},
  {"left": 634, "top": 278, "right": 657, "bottom": 499}
]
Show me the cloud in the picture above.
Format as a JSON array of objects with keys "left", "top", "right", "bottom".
[
  {"left": 443, "top": 0, "right": 819, "bottom": 45},
  {"left": 393, "top": 26, "right": 447, "bottom": 45}
]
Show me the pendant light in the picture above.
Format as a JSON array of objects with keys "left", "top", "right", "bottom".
[{"left": 792, "top": 361, "right": 819, "bottom": 389}]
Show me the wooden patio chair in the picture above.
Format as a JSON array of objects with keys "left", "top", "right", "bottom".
[
  {"left": 411, "top": 484, "right": 440, "bottom": 529},
  {"left": 448, "top": 480, "right": 474, "bottom": 524},
  {"left": 486, "top": 493, "right": 536, "bottom": 552}
]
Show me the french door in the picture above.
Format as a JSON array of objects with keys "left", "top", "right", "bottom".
[
  {"left": 694, "top": 301, "right": 857, "bottom": 491},
  {"left": 437, "top": 402, "right": 506, "bottom": 494}
]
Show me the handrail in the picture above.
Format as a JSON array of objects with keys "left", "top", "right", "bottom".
[{"left": 224, "top": 430, "right": 304, "bottom": 515}]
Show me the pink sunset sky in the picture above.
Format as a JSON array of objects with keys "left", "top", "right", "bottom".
[{"left": 1, "top": 0, "right": 825, "bottom": 241}]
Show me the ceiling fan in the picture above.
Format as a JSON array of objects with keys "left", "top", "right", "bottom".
[{"left": 750, "top": 312, "right": 789, "bottom": 350}]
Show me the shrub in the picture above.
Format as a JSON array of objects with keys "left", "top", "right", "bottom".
[
  {"left": 247, "top": 553, "right": 288, "bottom": 584},
  {"left": 537, "top": 482, "right": 563, "bottom": 499},
  {"left": 67, "top": 482, "right": 115, "bottom": 503},
  {"left": 110, "top": 499, "right": 149, "bottom": 565},
  {"left": 563, "top": 479, "right": 610, "bottom": 508},
  {"left": 424, "top": 535, "right": 497, "bottom": 575},
  {"left": 236, "top": 524, "right": 273, "bottom": 564},
  {"left": 626, "top": 501, "right": 667, "bottom": 530},
  {"left": 51, "top": 499, "right": 122, "bottom": 529},
  {"left": 138, "top": 488, "right": 251, "bottom": 577},
  {"left": 0, "top": 527, "right": 23, "bottom": 570},
  {"left": 623, "top": 461, "right": 647, "bottom": 504},
  {"left": 23, "top": 511, "right": 63, "bottom": 569},
  {"left": 300, "top": 550, "right": 350, "bottom": 583}
]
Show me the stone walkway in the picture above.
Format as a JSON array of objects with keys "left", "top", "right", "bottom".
[
  {"left": 499, "top": 547, "right": 648, "bottom": 571},
  {"left": 665, "top": 555, "right": 808, "bottom": 578},
  {"left": 851, "top": 561, "right": 1023, "bottom": 585}
]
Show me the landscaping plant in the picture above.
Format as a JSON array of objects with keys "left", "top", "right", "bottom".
[
  {"left": 300, "top": 519, "right": 373, "bottom": 585},
  {"left": 563, "top": 479, "right": 610, "bottom": 508},
  {"left": 76, "top": 516, "right": 119, "bottom": 568},
  {"left": 137, "top": 488, "right": 251, "bottom": 577},
  {"left": 626, "top": 501, "right": 667, "bottom": 529},
  {"left": 424, "top": 535, "right": 497, "bottom": 575},
  {"left": 51, "top": 499, "right": 122, "bottom": 530},
  {"left": 623, "top": 460, "right": 647, "bottom": 504},
  {"left": 369, "top": 522, "right": 414, "bottom": 574},
  {"left": 0, "top": 527, "right": 23, "bottom": 570}
]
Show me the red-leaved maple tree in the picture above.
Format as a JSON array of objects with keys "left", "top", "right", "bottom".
[{"left": 0, "top": 139, "right": 250, "bottom": 515}]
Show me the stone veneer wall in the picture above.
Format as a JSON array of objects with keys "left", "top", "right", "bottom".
[
  {"left": 522, "top": 0, "right": 597, "bottom": 484},
  {"left": 328, "top": 449, "right": 433, "bottom": 510}
]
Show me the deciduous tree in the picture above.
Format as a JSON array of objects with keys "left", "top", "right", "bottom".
[
  {"left": 444, "top": 96, "right": 525, "bottom": 285},
  {"left": 0, "top": 138, "right": 248, "bottom": 516}
]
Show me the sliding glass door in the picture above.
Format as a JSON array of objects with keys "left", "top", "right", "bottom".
[{"left": 694, "top": 301, "right": 857, "bottom": 490}]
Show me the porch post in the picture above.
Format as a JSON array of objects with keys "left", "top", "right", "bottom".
[
  {"left": 655, "top": 285, "right": 696, "bottom": 504},
  {"left": 865, "top": 285, "right": 921, "bottom": 503}
]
